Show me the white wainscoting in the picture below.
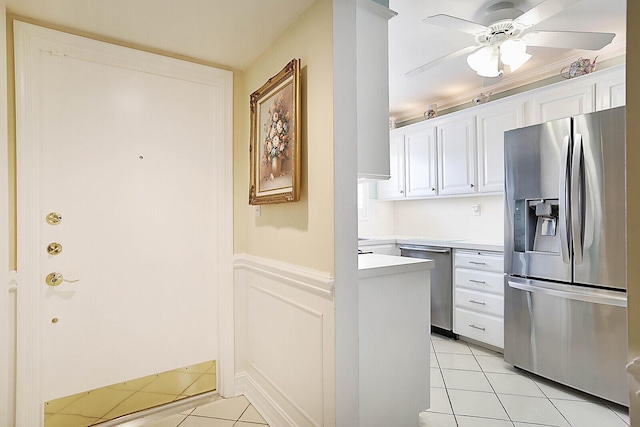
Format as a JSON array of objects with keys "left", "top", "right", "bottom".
[{"left": 234, "top": 254, "right": 335, "bottom": 427}]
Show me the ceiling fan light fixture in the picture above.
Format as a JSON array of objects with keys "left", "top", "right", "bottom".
[
  {"left": 506, "top": 51, "right": 532, "bottom": 71},
  {"left": 500, "top": 39, "right": 531, "bottom": 71},
  {"left": 467, "top": 46, "right": 502, "bottom": 77}
]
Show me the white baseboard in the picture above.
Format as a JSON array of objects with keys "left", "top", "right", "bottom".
[{"left": 236, "top": 371, "right": 297, "bottom": 427}]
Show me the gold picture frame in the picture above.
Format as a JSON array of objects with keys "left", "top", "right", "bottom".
[{"left": 249, "top": 58, "right": 301, "bottom": 205}]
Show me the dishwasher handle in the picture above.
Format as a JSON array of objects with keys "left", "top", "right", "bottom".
[{"left": 398, "top": 246, "right": 450, "bottom": 254}]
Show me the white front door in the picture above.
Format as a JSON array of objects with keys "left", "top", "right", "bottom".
[{"left": 14, "top": 22, "right": 233, "bottom": 425}]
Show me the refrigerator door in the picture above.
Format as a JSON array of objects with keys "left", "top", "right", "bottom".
[
  {"left": 573, "top": 107, "right": 627, "bottom": 290},
  {"left": 504, "top": 118, "right": 572, "bottom": 282},
  {"left": 504, "top": 276, "right": 628, "bottom": 406}
]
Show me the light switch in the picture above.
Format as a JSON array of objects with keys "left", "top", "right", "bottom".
[{"left": 471, "top": 204, "right": 481, "bottom": 216}]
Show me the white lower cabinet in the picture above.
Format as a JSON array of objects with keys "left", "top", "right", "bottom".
[{"left": 453, "top": 250, "right": 504, "bottom": 349}]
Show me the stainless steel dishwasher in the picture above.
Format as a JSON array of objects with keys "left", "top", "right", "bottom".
[{"left": 399, "top": 245, "right": 456, "bottom": 338}]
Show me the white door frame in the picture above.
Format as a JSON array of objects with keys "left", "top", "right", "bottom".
[
  {"left": 13, "top": 21, "right": 234, "bottom": 426},
  {"left": 0, "top": 4, "right": 12, "bottom": 427}
]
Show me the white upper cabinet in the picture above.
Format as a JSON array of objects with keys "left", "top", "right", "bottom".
[
  {"left": 596, "top": 66, "right": 626, "bottom": 110},
  {"left": 378, "top": 123, "right": 437, "bottom": 199},
  {"left": 377, "top": 132, "right": 405, "bottom": 199},
  {"left": 528, "top": 78, "right": 595, "bottom": 124},
  {"left": 437, "top": 113, "right": 476, "bottom": 195},
  {"left": 377, "top": 65, "right": 625, "bottom": 200},
  {"left": 356, "top": 0, "right": 397, "bottom": 179},
  {"left": 405, "top": 123, "right": 438, "bottom": 198},
  {"left": 475, "top": 100, "right": 525, "bottom": 193}
]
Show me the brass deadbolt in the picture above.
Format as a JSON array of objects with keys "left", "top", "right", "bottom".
[
  {"left": 47, "top": 242, "right": 63, "bottom": 255},
  {"left": 46, "top": 212, "right": 62, "bottom": 225}
]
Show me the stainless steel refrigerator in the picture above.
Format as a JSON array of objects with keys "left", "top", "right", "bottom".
[{"left": 504, "top": 106, "right": 628, "bottom": 406}]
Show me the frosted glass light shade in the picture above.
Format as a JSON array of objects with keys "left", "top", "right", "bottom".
[
  {"left": 467, "top": 46, "right": 501, "bottom": 77},
  {"left": 500, "top": 39, "right": 532, "bottom": 71}
]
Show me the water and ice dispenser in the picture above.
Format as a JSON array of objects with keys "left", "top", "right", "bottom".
[{"left": 513, "top": 199, "right": 560, "bottom": 254}]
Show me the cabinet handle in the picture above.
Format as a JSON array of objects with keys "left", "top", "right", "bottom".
[
  {"left": 469, "top": 299, "right": 486, "bottom": 305},
  {"left": 470, "top": 183, "right": 474, "bottom": 188},
  {"left": 469, "top": 324, "right": 486, "bottom": 331},
  {"left": 469, "top": 279, "right": 486, "bottom": 284},
  {"left": 431, "top": 188, "right": 435, "bottom": 192},
  {"left": 469, "top": 261, "right": 487, "bottom": 265},
  {"left": 400, "top": 190, "right": 404, "bottom": 194}
]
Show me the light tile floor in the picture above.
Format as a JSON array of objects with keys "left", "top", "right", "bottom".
[
  {"left": 421, "top": 333, "right": 630, "bottom": 427},
  {"left": 142, "top": 395, "right": 270, "bottom": 427}
]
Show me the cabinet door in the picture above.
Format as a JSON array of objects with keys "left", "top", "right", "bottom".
[
  {"left": 476, "top": 101, "right": 524, "bottom": 193},
  {"left": 405, "top": 124, "right": 437, "bottom": 198},
  {"left": 377, "top": 132, "right": 405, "bottom": 199},
  {"left": 437, "top": 115, "right": 476, "bottom": 195},
  {"left": 528, "top": 79, "right": 595, "bottom": 124},
  {"left": 596, "top": 66, "right": 626, "bottom": 110}
]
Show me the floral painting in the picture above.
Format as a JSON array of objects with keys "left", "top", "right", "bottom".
[
  {"left": 250, "top": 59, "right": 301, "bottom": 205},
  {"left": 260, "top": 85, "right": 293, "bottom": 185}
]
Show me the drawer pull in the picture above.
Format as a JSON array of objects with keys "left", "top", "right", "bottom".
[
  {"left": 469, "top": 261, "right": 487, "bottom": 265},
  {"left": 469, "top": 299, "right": 486, "bottom": 305},
  {"left": 469, "top": 324, "right": 486, "bottom": 331},
  {"left": 469, "top": 279, "right": 486, "bottom": 284}
]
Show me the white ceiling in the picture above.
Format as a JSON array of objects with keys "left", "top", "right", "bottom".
[
  {"left": 4, "top": 0, "right": 316, "bottom": 70},
  {"left": 389, "top": 0, "right": 627, "bottom": 121}
]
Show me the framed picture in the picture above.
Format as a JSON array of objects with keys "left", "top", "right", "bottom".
[{"left": 249, "top": 58, "right": 301, "bottom": 205}]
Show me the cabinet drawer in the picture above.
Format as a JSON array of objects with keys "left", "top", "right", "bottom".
[
  {"left": 455, "top": 251, "right": 503, "bottom": 272},
  {"left": 455, "top": 268, "right": 504, "bottom": 295},
  {"left": 455, "top": 288, "right": 503, "bottom": 317},
  {"left": 454, "top": 308, "right": 504, "bottom": 349}
]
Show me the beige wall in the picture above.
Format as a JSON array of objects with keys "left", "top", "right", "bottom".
[
  {"left": 627, "top": 0, "right": 639, "bottom": 422},
  {"left": 233, "top": 0, "right": 335, "bottom": 274}
]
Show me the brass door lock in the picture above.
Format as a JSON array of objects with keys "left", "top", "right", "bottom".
[
  {"left": 45, "top": 272, "right": 79, "bottom": 287},
  {"left": 47, "top": 242, "right": 63, "bottom": 255},
  {"left": 46, "top": 212, "right": 62, "bottom": 225}
]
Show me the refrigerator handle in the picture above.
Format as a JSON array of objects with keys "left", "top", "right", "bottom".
[
  {"left": 572, "top": 134, "right": 584, "bottom": 264},
  {"left": 559, "top": 135, "right": 571, "bottom": 264}
]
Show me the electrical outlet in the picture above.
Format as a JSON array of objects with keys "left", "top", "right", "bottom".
[
  {"left": 471, "top": 204, "right": 481, "bottom": 216},
  {"left": 255, "top": 205, "right": 261, "bottom": 217}
]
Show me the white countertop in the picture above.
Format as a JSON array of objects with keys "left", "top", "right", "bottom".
[
  {"left": 358, "top": 253, "right": 434, "bottom": 279},
  {"left": 358, "top": 235, "right": 503, "bottom": 252}
]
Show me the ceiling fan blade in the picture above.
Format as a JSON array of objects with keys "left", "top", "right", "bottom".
[
  {"left": 513, "top": 0, "right": 580, "bottom": 28},
  {"left": 423, "top": 14, "right": 488, "bottom": 35},
  {"left": 524, "top": 31, "right": 616, "bottom": 50},
  {"left": 405, "top": 45, "right": 481, "bottom": 77}
]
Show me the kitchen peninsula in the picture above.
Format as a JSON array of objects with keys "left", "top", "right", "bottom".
[{"left": 358, "top": 253, "right": 433, "bottom": 426}]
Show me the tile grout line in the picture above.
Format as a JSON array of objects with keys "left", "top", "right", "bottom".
[
  {"left": 431, "top": 345, "right": 461, "bottom": 426},
  {"left": 233, "top": 402, "right": 252, "bottom": 426},
  {"left": 468, "top": 344, "right": 515, "bottom": 426},
  {"left": 527, "top": 371, "right": 575, "bottom": 427}
]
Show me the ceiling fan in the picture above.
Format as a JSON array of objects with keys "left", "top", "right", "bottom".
[{"left": 405, "top": 0, "right": 615, "bottom": 79}]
